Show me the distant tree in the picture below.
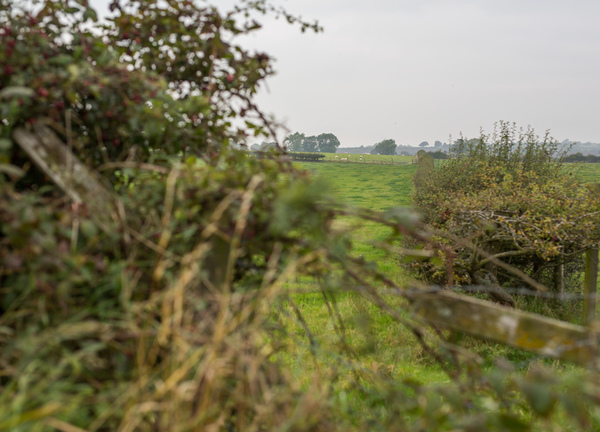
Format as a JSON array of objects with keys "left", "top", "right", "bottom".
[
  {"left": 316, "top": 133, "right": 341, "bottom": 153},
  {"left": 434, "top": 140, "right": 443, "bottom": 148},
  {"left": 371, "top": 139, "right": 397, "bottom": 155},
  {"left": 563, "top": 152, "right": 600, "bottom": 163},
  {"left": 400, "top": 151, "right": 410, "bottom": 156},
  {"left": 419, "top": 141, "right": 429, "bottom": 147},
  {"left": 250, "top": 143, "right": 261, "bottom": 151},
  {"left": 304, "top": 135, "right": 319, "bottom": 152},
  {"left": 284, "top": 132, "right": 306, "bottom": 152}
]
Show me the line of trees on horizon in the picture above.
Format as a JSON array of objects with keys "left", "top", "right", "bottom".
[
  {"left": 251, "top": 135, "right": 600, "bottom": 158},
  {"left": 284, "top": 132, "right": 341, "bottom": 153}
]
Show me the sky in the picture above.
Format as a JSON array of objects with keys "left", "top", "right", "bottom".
[{"left": 89, "top": 0, "right": 600, "bottom": 147}]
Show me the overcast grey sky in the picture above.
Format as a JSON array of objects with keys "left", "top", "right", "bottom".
[{"left": 91, "top": 0, "right": 600, "bottom": 147}]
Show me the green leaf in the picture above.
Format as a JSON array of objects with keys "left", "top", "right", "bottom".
[{"left": 83, "top": 7, "right": 98, "bottom": 22}]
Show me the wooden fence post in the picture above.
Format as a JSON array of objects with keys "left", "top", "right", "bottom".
[
  {"left": 583, "top": 247, "right": 599, "bottom": 325},
  {"left": 13, "top": 124, "right": 121, "bottom": 234},
  {"left": 407, "top": 288, "right": 600, "bottom": 368}
]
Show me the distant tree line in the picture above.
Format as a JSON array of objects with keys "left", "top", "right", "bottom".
[
  {"left": 563, "top": 152, "right": 600, "bottom": 163},
  {"left": 284, "top": 132, "right": 341, "bottom": 153}
]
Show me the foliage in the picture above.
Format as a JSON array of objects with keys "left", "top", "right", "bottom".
[
  {"left": 284, "top": 131, "right": 306, "bottom": 151},
  {"left": 284, "top": 131, "right": 341, "bottom": 153},
  {"left": 564, "top": 152, "right": 600, "bottom": 163},
  {"left": 0, "top": 0, "right": 321, "bottom": 168},
  {"left": 286, "top": 151, "right": 327, "bottom": 161},
  {"left": 315, "top": 133, "right": 341, "bottom": 153},
  {"left": 413, "top": 121, "right": 600, "bottom": 296},
  {"left": 371, "top": 138, "right": 397, "bottom": 155},
  {"left": 413, "top": 150, "right": 435, "bottom": 190},
  {"left": 426, "top": 150, "right": 449, "bottom": 159},
  {"left": 0, "top": 152, "right": 342, "bottom": 430},
  {"left": 3, "top": 2, "right": 600, "bottom": 431}
]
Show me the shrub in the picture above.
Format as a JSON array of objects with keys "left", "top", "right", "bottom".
[
  {"left": 413, "top": 121, "right": 600, "bottom": 300},
  {"left": 286, "top": 151, "right": 327, "bottom": 161}
]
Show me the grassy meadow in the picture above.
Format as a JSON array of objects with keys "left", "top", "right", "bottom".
[
  {"left": 277, "top": 160, "right": 445, "bottom": 414},
  {"left": 278, "top": 157, "right": 600, "bottom": 416},
  {"left": 565, "top": 162, "right": 600, "bottom": 184},
  {"left": 297, "top": 161, "right": 416, "bottom": 208}
]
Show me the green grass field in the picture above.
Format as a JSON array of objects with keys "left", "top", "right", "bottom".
[
  {"left": 564, "top": 162, "right": 600, "bottom": 184},
  {"left": 277, "top": 161, "right": 448, "bottom": 414},
  {"left": 280, "top": 160, "right": 600, "bottom": 414},
  {"left": 297, "top": 162, "right": 417, "bottom": 209}
]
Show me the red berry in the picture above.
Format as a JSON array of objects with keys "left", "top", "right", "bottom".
[
  {"left": 226, "top": 74, "right": 234, "bottom": 83},
  {"left": 38, "top": 88, "right": 48, "bottom": 97},
  {"left": 106, "top": 110, "right": 113, "bottom": 118}
]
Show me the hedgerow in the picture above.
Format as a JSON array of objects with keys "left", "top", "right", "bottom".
[
  {"left": 2, "top": 2, "right": 600, "bottom": 431},
  {"left": 413, "top": 122, "right": 600, "bottom": 302}
]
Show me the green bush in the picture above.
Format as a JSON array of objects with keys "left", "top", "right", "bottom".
[{"left": 413, "top": 121, "right": 600, "bottom": 299}]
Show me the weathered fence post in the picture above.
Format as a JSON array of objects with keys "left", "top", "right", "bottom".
[
  {"left": 583, "top": 247, "right": 600, "bottom": 325},
  {"left": 407, "top": 287, "right": 600, "bottom": 368},
  {"left": 13, "top": 123, "right": 121, "bottom": 234}
]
